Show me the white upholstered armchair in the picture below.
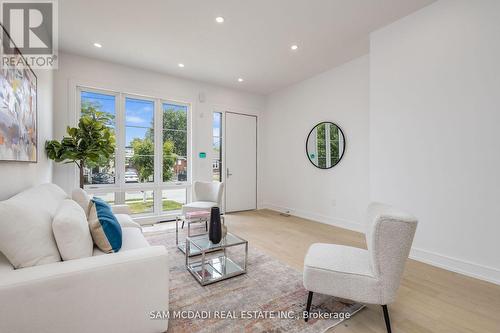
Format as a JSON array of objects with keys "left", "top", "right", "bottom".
[
  {"left": 181, "top": 181, "right": 224, "bottom": 228},
  {"left": 303, "top": 203, "right": 418, "bottom": 333}
]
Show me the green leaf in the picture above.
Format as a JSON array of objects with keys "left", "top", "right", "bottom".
[{"left": 45, "top": 107, "right": 116, "bottom": 168}]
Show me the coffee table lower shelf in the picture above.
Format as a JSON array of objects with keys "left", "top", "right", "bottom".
[
  {"left": 178, "top": 242, "right": 225, "bottom": 257},
  {"left": 177, "top": 242, "right": 202, "bottom": 256},
  {"left": 187, "top": 256, "right": 245, "bottom": 285}
]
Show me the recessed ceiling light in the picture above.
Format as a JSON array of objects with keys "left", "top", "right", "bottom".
[
  {"left": 291, "top": 44, "right": 298, "bottom": 51},
  {"left": 178, "top": 63, "right": 185, "bottom": 68},
  {"left": 238, "top": 78, "right": 244, "bottom": 82},
  {"left": 93, "top": 42, "right": 102, "bottom": 48},
  {"left": 215, "top": 16, "right": 225, "bottom": 23}
]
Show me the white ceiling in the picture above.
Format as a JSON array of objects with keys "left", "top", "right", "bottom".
[{"left": 59, "top": 0, "right": 435, "bottom": 94}]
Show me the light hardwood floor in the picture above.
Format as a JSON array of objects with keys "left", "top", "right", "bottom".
[{"left": 224, "top": 209, "right": 500, "bottom": 333}]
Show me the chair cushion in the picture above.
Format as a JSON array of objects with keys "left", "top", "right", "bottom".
[
  {"left": 182, "top": 201, "right": 218, "bottom": 215},
  {"left": 0, "top": 184, "right": 65, "bottom": 268},
  {"left": 304, "top": 243, "right": 373, "bottom": 277},
  {"left": 303, "top": 243, "right": 383, "bottom": 304},
  {"left": 52, "top": 199, "right": 93, "bottom": 261},
  {"left": 88, "top": 198, "right": 122, "bottom": 253},
  {"left": 93, "top": 227, "right": 149, "bottom": 256}
]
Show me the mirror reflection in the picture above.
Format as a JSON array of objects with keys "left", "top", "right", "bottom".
[{"left": 306, "top": 122, "right": 345, "bottom": 169}]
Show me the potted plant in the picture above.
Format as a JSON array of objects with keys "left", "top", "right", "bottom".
[{"left": 45, "top": 107, "right": 115, "bottom": 188}]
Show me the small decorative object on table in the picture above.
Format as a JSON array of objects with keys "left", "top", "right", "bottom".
[{"left": 209, "top": 207, "right": 222, "bottom": 243}]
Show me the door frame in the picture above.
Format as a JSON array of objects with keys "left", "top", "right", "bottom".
[{"left": 223, "top": 111, "right": 258, "bottom": 212}]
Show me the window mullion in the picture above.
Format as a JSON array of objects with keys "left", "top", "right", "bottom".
[
  {"left": 154, "top": 98, "right": 163, "bottom": 215},
  {"left": 116, "top": 93, "right": 126, "bottom": 198}
]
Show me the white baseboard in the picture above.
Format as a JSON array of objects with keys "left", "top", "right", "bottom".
[
  {"left": 261, "top": 203, "right": 365, "bottom": 233},
  {"left": 409, "top": 247, "right": 500, "bottom": 285},
  {"left": 261, "top": 202, "right": 500, "bottom": 286}
]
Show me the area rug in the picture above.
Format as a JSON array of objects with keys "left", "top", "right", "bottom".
[{"left": 144, "top": 227, "right": 364, "bottom": 333}]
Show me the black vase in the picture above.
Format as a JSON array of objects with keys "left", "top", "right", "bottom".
[{"left": 209, "top": 207, "right": 222, "bottom": 244}]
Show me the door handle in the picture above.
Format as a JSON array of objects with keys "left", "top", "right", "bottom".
[{"left": 227, "top": 168, "right": 233, "bottom": 177}]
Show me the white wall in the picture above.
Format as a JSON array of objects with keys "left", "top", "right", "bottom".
[
  {"left": 370, "top": 0, "right": 500, "bottom": 284},
  {"left": 262, "top": 55, "right": 370, "bottom": 230},
  {"left": 0, "top": 69, "right": 53, "bottom": 200},
  {"left": 53, "top": 52, "right": 265, "bottom": 195},
  {"left": 48, "top": 0, "right": 500, "bottom": 285}
]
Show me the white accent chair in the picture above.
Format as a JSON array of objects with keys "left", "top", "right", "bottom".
[
  {"left": 181, "top": 181, "right": 224, "bottom": 228},
  {"left": 303, "top": 203, "right": 418, "bottom": 333},
  {"left": 0, "top": 184, "right": 169, "bottom": 333}
]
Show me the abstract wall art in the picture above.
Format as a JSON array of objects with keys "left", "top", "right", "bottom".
[{"left": 0, "top": 25, "right": 37, "bottom": 162}]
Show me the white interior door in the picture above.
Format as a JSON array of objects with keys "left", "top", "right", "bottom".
[{"left": 225, "top": 112, "right": 257, "bottom": 212}]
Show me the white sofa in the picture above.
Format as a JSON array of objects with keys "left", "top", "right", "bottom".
[{"left": 0, "top": 184, "right": 169, "bottom": 333}]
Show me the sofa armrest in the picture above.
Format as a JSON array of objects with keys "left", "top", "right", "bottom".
[
  {"left": 0, "top": 246, "right": 169, "bottom": 333},
  {"left": 114, "top": 213, "right": 142, "bottom": 229},
  {"left": 112, "top": 204, "right": 133, "bottom": 215}
]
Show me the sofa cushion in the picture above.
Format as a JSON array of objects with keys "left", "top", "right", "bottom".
[
  {"left": 93, "top": 227, "right": 149, "bottom": 256},
  {"left": 88, "top": 197, "right": 122, "bottom": 253},
  {"left": 0, "top": 184, "right": 65, "bottom": 268},
  {"left": 0, "top": 203, "right": 62, "bottom": 268},
  {"left": 53, "top": 199, "right": 93, "bottom": 261},
  {"left": 71, "top": 188, "right": 92, "bottom": 217},
  {"left": 0, "top": 252, "right": 14, "bottom": 273},
  {"left": 7, "top": 183, "right": 69, "bottom": 215},
  {"left": 120, "top": 228, "right": 149, "bottom": 250}
]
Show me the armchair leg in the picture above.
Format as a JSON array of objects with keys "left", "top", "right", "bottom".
[
  {"left": 382, "top": 305, "right": 392, "bottom": 333},
  {"left": 205, "top": 221, "right": 208, "bottom": 231},
  {"left": 305, "top": 291, "right": 313, "bottom": 322},
  {"left": 181, "top": 221, "right": 184, "bottom": 229}
]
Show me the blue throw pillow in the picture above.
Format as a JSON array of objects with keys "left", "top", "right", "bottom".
[{"left": 87, "top": 197, "right": 122, "bottom": 253}]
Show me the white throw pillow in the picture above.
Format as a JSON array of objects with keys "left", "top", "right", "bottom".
[
  {"left": 53, "top": 199, "right": 94, "bottom": 261},
  {"left": 0, "top": 190, "right": 64, "bottom": 269},
  {"left": 72, "top": 188, "right": 92, "bottom": 217}
]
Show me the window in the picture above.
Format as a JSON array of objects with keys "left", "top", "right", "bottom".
[
  {"left": 77, "top": 87, "right": 190, "bottom": 220},
  {"left": 315, "top": 122, "right": 343, "bottom": 169},
  {"left": 80, "top": 91, "right": 116, "bottom": 185},
  {"left": 92, "top": 192, "right": 115, "bottom": 205},
  {"left": 125, "top": 97, "right": 155, "bottom": 184},
  {"left": 212, "top": 112, "right": 222, "bottom": 181},
  {"left": 162, "top": 103, "right": 188, "bottom": 183},
  {"left": 125, "top": 190, "right": 154, "bottom": 215},
  {"left": 162, "top": 188, "right": 187, "bottom": 212}
]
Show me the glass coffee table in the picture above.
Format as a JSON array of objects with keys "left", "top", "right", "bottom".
[{"left": 185, "top": 233, "right": 248, "bottom": 286}]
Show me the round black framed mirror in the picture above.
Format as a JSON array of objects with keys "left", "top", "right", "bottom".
[{"left": 306, "top": 122, "right": 345, "bottom": 169}]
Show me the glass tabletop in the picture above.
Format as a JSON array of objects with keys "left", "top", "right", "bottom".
[{"left": 187, "top": 233, "right": 247, "bottom": 251}]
